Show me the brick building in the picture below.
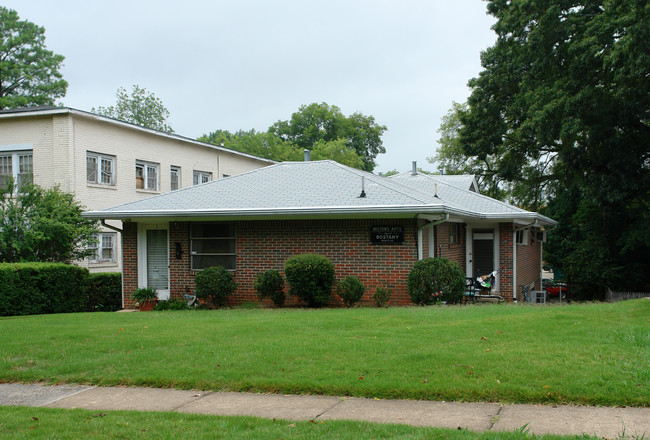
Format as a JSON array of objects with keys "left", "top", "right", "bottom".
[{"left": 84, "top": 159, "right": 556, "bottom": 307}]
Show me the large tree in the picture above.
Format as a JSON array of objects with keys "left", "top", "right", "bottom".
[
  {"left": 458, "top": 1, "right": 650, "bottom": 295},
  {"left": 93, "top": 85, "right": 174, "bottom": 132},
  {"left": 0, "top": 180, "right": 99, "bottom": 263},
  {"left": 0, "top": 6, "right": 68, "bottom": 109},
  {"left": 269, "top": 102, "right": 387, "bottom": 171}
]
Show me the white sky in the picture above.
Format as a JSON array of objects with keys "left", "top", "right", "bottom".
[{"left": 4, "top": 0, "right": 497, "bottom": 173}]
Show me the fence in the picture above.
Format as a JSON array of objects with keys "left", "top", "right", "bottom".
[{"left": 606, "top": 288, "right": 650, "bottom": 302}]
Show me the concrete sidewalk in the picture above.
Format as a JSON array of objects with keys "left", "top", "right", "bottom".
[{"left": 1, "top": 383, "right": 648, "bottom": 438}]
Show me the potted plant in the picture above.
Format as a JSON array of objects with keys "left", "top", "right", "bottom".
[{"left": 131, "top": 287, "right": 157, "bottom": 311}]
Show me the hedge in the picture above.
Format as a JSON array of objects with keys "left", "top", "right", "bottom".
[{"left": 0, "top": 263, "right": 122, "bottom": 316}]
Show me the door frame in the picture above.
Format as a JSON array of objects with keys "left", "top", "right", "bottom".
[
  {"left": 465, "top": 223, "right": 500, "bottom": 292},
  {"left": 137, "top": 223, "right": 170, "bottom": 300}
]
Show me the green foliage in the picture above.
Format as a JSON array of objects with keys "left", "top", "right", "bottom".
[
  {"left": 373, "top": 287, "right": 392, "bottom": 307},
  {"left": 0, "top": 263, "right": 89, "bottom": 316},
  {"left": 87, "top": 272, "right": 121, "bottom": 312},
  {"left": 198, "top": 129, "right": 302, "bottom": 162},
  {"left": 130, "top": 287, "right": 157, "bottom": 304},
  {"left": 336, "top": 276, "right": 366, "bottom": 308},
  {"left": 284, "top": 253, "right": 335, "bottom": 307},
  {"left": 254, "top": 269, "right": 286, "bottom": 307},
  {"left": 92, "top": 84, "right": 173, "bottom": 132},
  {"left": 270, "top": 102, "right": 386, "bottom": 171},
  {"left": 0, "top": 6, "right": 68, "bottom": 109},
  {"left": 0, "top": 180, "right": 99, "bottom": 263},
  {"left": 155, "top": 297, "right": 190, "bottom": 311},
  {"left": 455, "top": 1, "right": 650, "bottom": 295},
  {"left": 194, "top": 266, "right": 237, "bottom": 307},
  {"left": 408, "top": 258, "right": 465, "bottom": 305}
]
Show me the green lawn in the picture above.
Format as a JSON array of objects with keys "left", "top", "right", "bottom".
[
  {"left": 0, "top": 300, "right": 648, "bottom": 407},
  {"left": 0, "top": 406, "right": 611, "bottom": 440}
]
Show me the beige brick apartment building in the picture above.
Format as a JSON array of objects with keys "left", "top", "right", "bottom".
[{"left": 0, "top": 106, "right": 274, "bottom": 272}]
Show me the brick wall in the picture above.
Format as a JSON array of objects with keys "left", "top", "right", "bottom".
[
  {"left": 516, "top": 228, "right": 543, "bottom": 297},
  {"left": 499, "top": 223, "right": 514, "bottom": 301},
  {"left": 122, "top": 222, "right": 138, "bottom": 308},
  {"left": 161, "top": 218, "right": 419, "bottom": 307}
]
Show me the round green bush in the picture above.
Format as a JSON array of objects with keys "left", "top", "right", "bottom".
[
  {"left": 254, "top": 269, "right": 286, "bottom": 307},
  {"left": 408, "top": 258, "right": 465, "bottom": 305},
  {"left": 195, "top": 266, "right": 237, "bottom": 307},
  {"left": 284, "top": 253, "right": 335, "bottom": 307},
  {"left": 336, "top": 276, "right": 365, "bottom": 307}
]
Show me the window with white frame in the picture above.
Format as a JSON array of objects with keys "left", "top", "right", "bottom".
[
  {"left": 88, "top": 232, "right": 117, "bottom": 263},
  {"left": 516, "top": 229, "right": 529, "bottom": 246},
  {"left": 193, "top": 170, "right": 212, "bottom": 185},
  {"left": 136, "top": 160, "right": 159, "bottom": 191},
  {"left": 190, "top": 223, "right": 235, "bottom": 270},
  {"left": 170, "top": 166, "right": 181, "bottom": 191},
  {"left": 0, "top": 151, "right": 33, "bottom": 191},
  {"left": 86, "top": 152, "right": 115, "bottom": 186}
]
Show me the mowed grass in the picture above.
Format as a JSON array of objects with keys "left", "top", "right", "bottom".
[
  {"left": 0, "top": 406, "right": 615, "bottom": 440},
  {"left": 0, "top": 300, "right": 648, "bottom": 407}
]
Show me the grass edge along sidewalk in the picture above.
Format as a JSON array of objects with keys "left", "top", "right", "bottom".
[
  {"left": 0, "top": 405, "right": 640, "bottom": 440},
  {"left": 0, "top": 299, "right": 647, "bottom": 407}
]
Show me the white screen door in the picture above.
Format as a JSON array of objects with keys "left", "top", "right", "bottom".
[{"left": 139, "top": 225, "right": 170, "bottom": 300}]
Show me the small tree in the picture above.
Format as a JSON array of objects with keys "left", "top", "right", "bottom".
[
  {"left": 194, "top": 266, "right": 237, "bottom": 307},
  {"left": 336, "top": 276, "right": 365, "bottom": 308},
  {"left": 408, "top": 258, "right": 465, "bottom": 305},
  {"left": 284, "top": 254, "right": 335, "bottom": 307},
  {"left": 254, "top": 269, "right": 286, "bottom": 307},
  {"left": 0, "top": 179, "right": 99, "bottom": 263},
  {"left": 93, "top": 85, "right": 174, "bottom": 132}
]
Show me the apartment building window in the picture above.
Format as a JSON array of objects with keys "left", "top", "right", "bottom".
[
  {"left": 136, "top": 160, "right": 159, "bottom": 191},
  {"left": 170, "top": 166, "right": 181, "bottom": 191},
  {"left": 193, "top": 170, "right": 212, "bottom": 185},
  {"left": 516, "top": 229, "right": 529, "bottom": 246},
  {"left": 88, "top": 232, "right": 117, "bottom": 263},
  {"left": 190, "top": 223, "right": 235, "bottom": 270},
  {"left": 86, "top": 152, "right": 115, "bottom": 186},
  {"left": 0, "top": 150, "right": 33, "bottom": 190}
]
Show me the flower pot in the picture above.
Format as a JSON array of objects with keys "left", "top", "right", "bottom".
[{"left": 139, "top": 300, "right": 155, "bottom": 311}]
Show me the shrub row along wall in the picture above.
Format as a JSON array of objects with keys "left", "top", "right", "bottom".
[{"left": 0, "top": 263, "right": 121, "bottom": 316}]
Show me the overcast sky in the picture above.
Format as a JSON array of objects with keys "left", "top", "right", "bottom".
[{"left": 5, "top": 0, "right": 497, "bottom": 173}]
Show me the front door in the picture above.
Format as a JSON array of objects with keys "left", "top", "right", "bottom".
[
  {"left": 472, "top": 230, "right": 494, "bottom": 277},
  {"left": 138, "top": 224, "right": 170, "bottom": 300}
]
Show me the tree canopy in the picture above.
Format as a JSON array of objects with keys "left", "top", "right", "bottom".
[
  {"left": 0, "top": 6, "right": 68, "bottom": 109},
  {"left": 0, "top": 180, "right": 99, "bottom": 263},
  {"left": 269, "top": 102, "right": 387, "bottom": 171},
  {"left": 200, "top": 102, "right": 385, "bottom": 170},
  {"left": 456, "top": 0, "right": 650, "bottom": 295},
  {"left": 93, "top": 85, "right": 174, "bottom": 132}
]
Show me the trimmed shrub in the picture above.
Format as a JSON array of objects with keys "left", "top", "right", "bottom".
[
  {"left": 373, "top": 287, "right": 392, "bottom": 307},
  {"left": 408, "top": 258, "right": 465, "bottom": 305},
  {"left": 195, "top": 266, "right": 237, "bottom": 307},
  {"left": 254, "top": 269, "right": 286, "bottom": 307},
  {"left": 0, "top": 263, "right": 89, "bottom": 316},
  {"left": 284, "top": 253, "right": 335, "bottom": 307},
  {"left": 336, "top": 276, "right": 365, "bottom": 307},
  {"left": 155, "top": 298, "right": 190, "bottom": 311},
  {"left": 87, "top": 272, "right": 122, "bottom": 312}
]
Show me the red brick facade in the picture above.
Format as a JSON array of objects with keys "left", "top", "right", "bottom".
[
  {"left": 120, "top": 218, "right": 538, "bottom": 308},
  {"left": 515, "top": 228, "right": 543, "bottom": 300}
]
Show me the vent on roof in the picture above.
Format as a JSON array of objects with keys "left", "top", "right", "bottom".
[
  {"left": 412, "top": 161, "right": 417, "bottom": 175},
  {"left": 304, "top": 149, "right": 311, "bottom": 162},
  {"left": 434, "top": 183, "right": 439, "bottom": 198},
  {"left": 358, "top": 176, "right": 366, "bottom": 198}
]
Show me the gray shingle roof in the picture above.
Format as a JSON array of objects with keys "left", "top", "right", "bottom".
[{"left": 84, "top": 160, "right": 556, "bottom": 225}]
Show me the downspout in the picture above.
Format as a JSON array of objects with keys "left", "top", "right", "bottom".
[
  {"left": 101, "top": 219, "right": 123, "bottom": 233},
  {"left": 417, "top": 214, "right": 449, "bottom": 260}
]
